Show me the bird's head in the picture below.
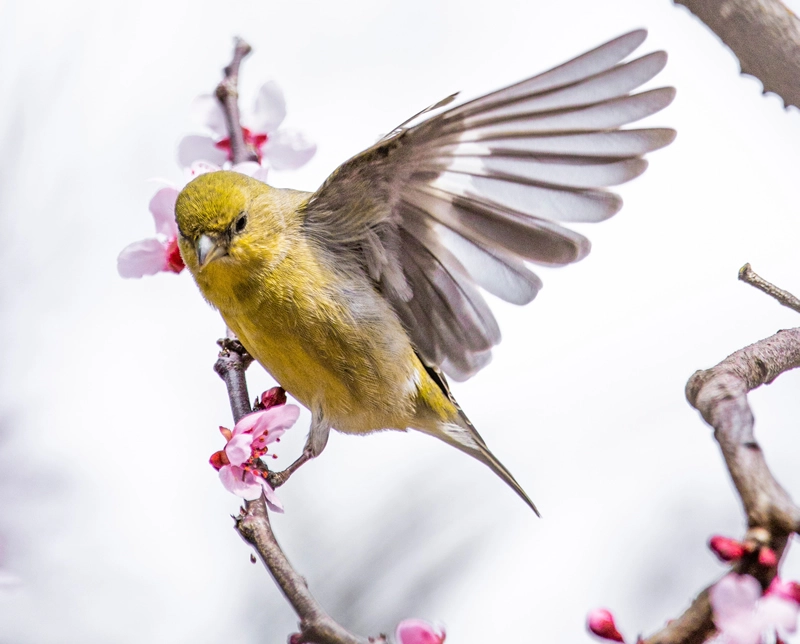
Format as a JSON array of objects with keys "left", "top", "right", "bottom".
[{"left": 175, "top": 171, "right": 304, "bottom": 298}]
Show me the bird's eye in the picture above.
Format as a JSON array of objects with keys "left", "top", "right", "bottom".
[{"left": 234, "top": 212, "right": 247, "bottom": 234}]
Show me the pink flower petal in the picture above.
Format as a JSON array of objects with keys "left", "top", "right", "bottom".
[
  {"left": 177, "top": 134, "right": 228, "bottom": 168},
  {"left": 246, "top": 81, "right": 286, "bottom": 133},
  {"left": 767, "top": 578, "right": 800, "bottom": 605},
  {"left": 757, "top": 596, "right": 799, "bottom": 635},
  {"left": 232, "top": 410, "right": 268, "bottom": 436},
  {"left": 185, "top": 160, "right": 223, "bottom": 179},
  {"left": 189, "top": 94, "right": 228, "bottom": 137},
  {"left": 224, "top": 434, "right": 254, "bottom": 467},
  {"left": 117, "top": 238, "right": 168, "bottom": 278},
  {"left": 263, "top": 128, "right": 316, "bottom": 171},
  {"left": 395, "top": 619, "right": 445, "bottom": 644},
  {"left": 711, "top": 574, "right": 761, "bottom": 626},
  {"left": 149, "top": 187, "right": 179, "bottom": 237},
  {"left": 231, "top": 161, "right": 266, "bottom": 179},
  {"left": 219, "top": 466, "right": 263, "bottom": 500},
  {"left": 260, "top": 479, "right": 284, "bottom": 513},
  {"left": 250, "top": 405, "right": 300, "bottom": 442}
]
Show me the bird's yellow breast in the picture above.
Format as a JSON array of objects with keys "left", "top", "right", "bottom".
[{"left": 197, "top": 232, "right": 454, "bottom": 433}]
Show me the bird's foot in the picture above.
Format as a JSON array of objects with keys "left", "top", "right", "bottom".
[{"left": 267, "top": 448, "right": 313, "bottom": 488}]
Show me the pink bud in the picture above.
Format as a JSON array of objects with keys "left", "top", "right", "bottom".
[
  {"left": 209, "top": 450, "right": 229, "bottom": 471},
  {"left": 767, "top": 577, "right": 800, "bottom": 604},
  {"left": 587, "top": 609, "right": 624, "bottom": 642},
  {"left": 709, "top": 536, "right": 746, "bottom": 562},
  {"left": 258, "top": 387, "right": 287, "bottom": 410},
  {"left": 759, "top": 547, "right": 778, "bottom": 567},
  {"left": 395, "top": 619, "right": 445, "bottom": 644}
]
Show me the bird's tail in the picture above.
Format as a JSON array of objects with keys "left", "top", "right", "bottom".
[{"left": 416, "top": 415, "right": 539, "bottom": 516}]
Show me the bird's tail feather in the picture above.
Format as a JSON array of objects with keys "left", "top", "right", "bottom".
[{"left": 416, "top": 418, "right": 540, "bottom": 516}]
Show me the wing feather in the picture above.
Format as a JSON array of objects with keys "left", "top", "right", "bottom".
[{"left": 303, "top": 30, "right": 674, "bottom": 380}]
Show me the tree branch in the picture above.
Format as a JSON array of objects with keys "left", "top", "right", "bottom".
[
  {"left": 739, "top": 263, "right": 800, "bottom": 314},
  {"left": 674, "top": 0, "right": 800, "bottom": 109},
  {"left": 211, "top": 39, "right": 385, "bottom": 644},
  {"left": 215, "top": 37, "right": 259, "bottom": 164},
  {"left": 641, "top": 317, "right": 800, "bottom": 644}
]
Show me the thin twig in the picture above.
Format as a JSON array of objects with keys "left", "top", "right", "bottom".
[
  {"left": 674, "top": 0, "right": 800, "bottom": 109},
  {"left": 641, "top": 327, "right": 800, "bottom": 644},
  {"left": 215, "top": 37, "right": 259, "bottom": 164},
  {"left": 739, "top": 263, "right": 800, "bottom": 314},
  {"left": 211, "top": 39, "right": 385, "bottom": 644}
]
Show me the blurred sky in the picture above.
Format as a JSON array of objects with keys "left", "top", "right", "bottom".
[{"left": 2, "top": 0, "right": 800, "bottom": 642}]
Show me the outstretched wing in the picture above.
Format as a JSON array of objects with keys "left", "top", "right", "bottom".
[{"left": 303, "top": 30, "right": 675, "bottom": 381}]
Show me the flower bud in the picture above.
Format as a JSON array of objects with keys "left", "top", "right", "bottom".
[
  {"left": 209, "top": 450, "right": 230, "bottom": 471},
  {"left": 257, "top": 387, "right": 287, "bottom": 410},
  {"left": 758, "top": 547, "right": 778, "bottom": 567},
  {"left": 709, "top": 535, "right": 746, "bottom": 562},
  {"left": 396, "top": 619, "right": 445, "bottom": 644},
  {"left": 587, "top": 608, "right": 624, "bottom": 642}
]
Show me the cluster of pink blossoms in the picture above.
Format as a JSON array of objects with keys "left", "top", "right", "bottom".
[
  {"left": 117, "top": 82, "right": 315, "bottom": 279},
  {"left": 209, "top": 387, "right": 299, "bottom": 512},
  {"left": 587, "top": 535, "right": 800, "bottom": 644}
]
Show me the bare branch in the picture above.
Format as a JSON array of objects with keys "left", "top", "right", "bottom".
[
  {"left": 686, "top": 328, "right": 800, "bottom": 531},
  {"left": 674, "top": 0, "right": 800, "bottom": 109},
  {"left": 236, "top": 500, "right": 384, "bottom": 644},
  {"left": 215, "top": 37, "right": 259, "bottom": 164},
  {"left": 642, "top": 327, "right": 800, "bottom": 644},
  {"left": 214, "top": 337, "right": 253, "bottom": 423},
  {"left": 739, "top": 263, "right": 800, "bottom": 314}
]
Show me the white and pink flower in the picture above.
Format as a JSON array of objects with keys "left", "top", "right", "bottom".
[
  {"left": 178, "top": 81, "right": 316, "bottom": 173},
  {"left": 117, "top": 186, "right": 184, "bottom": 278},
  {"left": 711, "top": 573, "right": 800, "bottom": 644},
  {"left": 209, "top": 391, "right": 299, "bottom": 512}
]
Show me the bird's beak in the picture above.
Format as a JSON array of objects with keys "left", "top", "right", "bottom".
[{"left": 196, "top": 234, "right": 228, "bottom": 268}]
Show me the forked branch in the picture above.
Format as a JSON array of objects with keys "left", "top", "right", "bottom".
[{"left": 642, "top": 268, "right": 800, "bottom": 644}]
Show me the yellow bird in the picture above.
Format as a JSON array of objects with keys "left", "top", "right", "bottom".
[{"left": 175, "top": 30, "right": 675, "bottom": 514}]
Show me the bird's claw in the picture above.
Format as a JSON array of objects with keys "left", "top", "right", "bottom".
[{"left": 267, "top": 448, "right": 314, "bottom": 488}]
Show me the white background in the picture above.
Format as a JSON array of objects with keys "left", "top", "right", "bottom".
[{"left": 2, "top": 0, "right": 800, "bottom": 642}]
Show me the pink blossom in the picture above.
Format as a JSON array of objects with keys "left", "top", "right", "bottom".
[
  {"left": 710, "top": 573, "right": 800, "bottom": 644},
  {"left": 177, "top": 81, "right": 316, "bottom": 173},
  {"left": 210, "top": 404, "right": 299, "bottom": 512},
  {"left": 117, "top": 187, "right": 184, "bottom": 278},
  {"left": 587, "top": 609, "right": 625, "bottom": 642},
  {"left": 117, "top": 162, "right": 269, "bottom": 278},
  {"left": 395, "top": 619, "right": 445, "bottom": 644},
  {"left": 767, "top": 578, "right": 800, "bottom": 605}
]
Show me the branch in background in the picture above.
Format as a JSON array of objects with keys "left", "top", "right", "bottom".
[
  {"left": 739, "top": 263, "right": 800, "bottom": 314},
  {"left": 212, "top": 39, "right": 385, "bottom": 644},
  {"left": 641, "top": 270, "right": 800, "bottom": 644},
  {"left": 674, "top": 0, "right": 800, "bottom": 109}
]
